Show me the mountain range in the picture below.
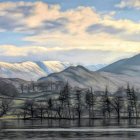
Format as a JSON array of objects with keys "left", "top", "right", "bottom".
[
  {"left": 0, "top": 61, "right": 105, "bottom": 81},
  {"left": 38, "top": 65, "right": 140, "bottom": 92},
  {"left": 38, "top": 54, "right": 140, "bottom": 92},
  {"left": 0, "top": 54, "right": 140, "bottom": 93}
]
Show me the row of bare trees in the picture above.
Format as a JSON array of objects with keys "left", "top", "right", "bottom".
[
  {"left": 20, "top": 81, "right": 64, "bottom": 94},
  {"left": 13, "top": 83, "right": 139, "bottom": 121},
  {"left": 0, "top": 81, "right": 139, "bottom": 120}
]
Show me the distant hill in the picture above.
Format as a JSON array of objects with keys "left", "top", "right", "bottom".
[
  {"left": 99, "top": 54, "right": 140, "bottom": 76},
  {"left": 0, "top": 78, "right": 20, "bottom": 97},
  {"left": 38, "top": 65, "right": 140, "bottom": 92}
]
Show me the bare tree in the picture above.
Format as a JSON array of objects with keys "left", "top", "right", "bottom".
[
  {"left": 62, "top": 83, "right": 71, "bottom": 118},
  {"left": 75, "top": 89, "right": 83, "bottom": 120},
  {"left": 58, "top": 82, "right": 71, "bottom": 118},
  {"left": 127, "top": 86, "right": 138, "bottom": 118},
  {"left": 36, "top": 101, "right": 46, "bottom": 119},
  {"left": 131, "top": 87, "right": 138, "bottom": 118},
  {"left": 21, "top": 99, "right": 36, "bottom": 119},
  {"left": 126, "top": 84, "right": 138, "bottom": 119},
  {"left": 47, "top": 98, "right": 53, "bottom": 118},
  {"left": 112, "top": 88, "right": 124, "bottom": 120},
  {"left": 101, "top": 87, "right": 112, "bottom": 119},
  {"left": 85, "top": 88, "right": 96, "bottom": 119},
  {"left": 31, "top": 81, "right": 35, "bottom": 92},
  {"left": 20, "top": 84, "right": 24, "bottom": 94},
  {"left": 0, "top": 98, "right": 13, "bottom": 117}
]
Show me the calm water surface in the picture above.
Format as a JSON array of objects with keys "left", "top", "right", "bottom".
[{"left": 0, "top": 119, "right": 140, "bottom": 140}]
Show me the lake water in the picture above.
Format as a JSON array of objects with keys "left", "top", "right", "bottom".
[{"left": 0, "top": 119, "right": 140, "bottom": 140}]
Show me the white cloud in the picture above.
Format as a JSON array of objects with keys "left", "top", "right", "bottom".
[
  {"left": 24, "top": 2, "right": 61, "bottom": 28},
  {"left": 0, "top": 45, "right": 137, "bottom": 64},
  {"left": 116, "top": 0, "right": 140, "bottom": 9},
  {"left": 0, "top": 1, "right": 139, "bottom": 64},
  {"left": 0, "top": 1, "right": 139, "bottom": 37}
]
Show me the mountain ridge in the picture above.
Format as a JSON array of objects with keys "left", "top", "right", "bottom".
[
  {"left": 38, "top": 65, "right": 140, "bottom": 92},
  {"left": 0, "top": 61, "right": 71, "bottom": 81},
  {"left": 99, "top": 54, "right": 140, "bottom": 76},
  {"left": 0, "top": 61, "right": 105, "bottom": 81}
]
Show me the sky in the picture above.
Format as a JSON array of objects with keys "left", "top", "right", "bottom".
[{"left": 0, "top": 0, "right": 140, "bottom": 65}]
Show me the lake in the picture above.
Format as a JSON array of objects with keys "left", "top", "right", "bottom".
[{"left": 0, "top": 119, "right": 140, "bottom": 140}]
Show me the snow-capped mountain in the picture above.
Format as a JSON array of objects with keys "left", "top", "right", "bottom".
[
  {"left": 0, "top": 61, "right": 72, "bottom": 81},
  {"left": 99, "top": 54, "right": 140, "bottom": 76},
  {"left": 39, "top": 65, "right": 140, "bottom": 92},
  {"left": 0, "top": 60, "right": 106, "bottom": 81}
]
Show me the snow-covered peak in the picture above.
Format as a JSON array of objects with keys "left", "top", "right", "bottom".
[
  {"left": 0, "top": 61, "right": 72, "bottom": 81},
  {"left": 0, "top": 60, "right": 108, "bottom": 81}
]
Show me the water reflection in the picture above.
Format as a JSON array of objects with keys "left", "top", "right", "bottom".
[{"left": 0, "top": 119, "right": 140, "bottom": 140}]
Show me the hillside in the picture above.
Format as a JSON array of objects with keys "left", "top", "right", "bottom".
[
  {"left": 0, "top": 78, "right": 20, "bottom": 97},
  {"left": 39, "top": 65, "right": 140, "bottom": 92},
  {"left": 99, "top": 54, "right": 140, "bottom": 76}
]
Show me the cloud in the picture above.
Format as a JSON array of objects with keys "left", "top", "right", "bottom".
[
  {"left": 0, "top": 44, "right": 139, "bottom": 64},
  {"left": 86, "top": 22, "right": 140, "bottom": 42},
  {"left": 116, "top": 0, "right": 140, "bottom": 9},
  {"left": 0, "top": 16, "right": 23, "bottom": 31},
  {"left": 24, "top": 2, "right": 61, "bottom": 28},
  {"left": 0, "top": 1, "right": 139, "bottom": 64},
  {"left": 0, "top": 1, "right": 139, "bottom": 38},
  {"left": 31, "top": 18, "right": 69, "bottom": 35},
  {"left": 0, "top": 1, "right": 100, "bottom": 34},
  {"left": 86, "top": 24, "right": 125, "bottom": 34}
]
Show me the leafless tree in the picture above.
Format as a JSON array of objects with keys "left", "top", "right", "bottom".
[
  {"left": 21, "top": 99, "right": 36, "bottom": 119},
  {"left": 0, "top": 98, "right": 13, "bottom": 117},
  {"left": 31, "top": 81, "right": 35, "bottom": 92},
  {"left": 101, "top": 87, "right": 112, "bottom": 119},
  {"left": 20, "top": 84, "right": 24, "bottom": 94},
  {"left": 127, "top": 84, "right": 138, "bottom": 119},
  {"left": 112, "top": 88, "right": 124, "bottom": 120},
  {"left": 75, "top": 89, "right": 83, "bottom": 120},
  {"left": 36, "top": 101, "right": 46, "bottom": 119},
  {"left": 58, "top": 82, "right": 71, "bottom": 118},
  {"left": 47, "top": 98, "right": 53, "bottom": 118},
  {"left": 85, "top": 88, "right": 96, "bottom": 119}
]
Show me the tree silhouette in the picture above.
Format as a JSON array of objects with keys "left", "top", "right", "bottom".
[
  {"left": 0, "top": 98, "right": 13, "bottom": 117},
  {"left": 101, "top": 87, "right": 112, "bottom": 119},
  {"left": 112, "top": 88, "right": 124, "bottom": 120},
  {"left": 85, "top": 88, "right": 96, "bottom": 119}
]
